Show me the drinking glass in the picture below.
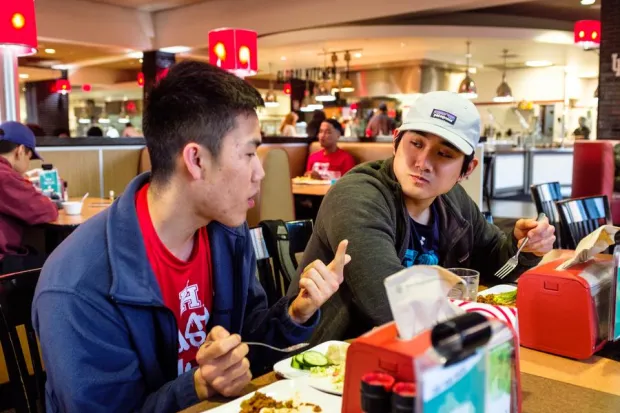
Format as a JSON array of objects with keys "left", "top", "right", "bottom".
[{"left": 447, "top": 268, "right": 480, "bottom": 301}]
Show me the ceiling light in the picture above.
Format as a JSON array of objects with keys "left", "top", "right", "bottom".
[
  {"left": 19, "top": 73, "right": 29, "bottom": 79},
  {"left": 458, "top": 41, "right": 478, "bottom": 99},
  {"left": 139, "top": 58, "right": 143, "bottom": 63},
  {"left": 354, "top": 52, "right": 362, "bottom": 58},
  {"left": 493, "top": 49, "right": 514, "bottom": 103},
  {"left": 159, "top": 46, "right": 190, "bottom": 54},
  {"left": 264, "top": 62, "right": 280, "bottom": 108},
  {"left": 525, "top": 60, "right": 552, "bottom": 67},
  {"left": 315, "top": 82, "right": 336, "bottom": 102},
  {"left": 44, "top": 48, "right": 56, "bottom": 54},
  {"left": 340, "top": 78, "right": 355, "bottom": 93},
  {"left": 127, "top": 51, "right": 143, "bottom": 59},
  {"left": 280, "top": 56, "right": 287, "bottom": 61},
  {"left": 581, "top": 0, "right": 595, "bottom": 5}
]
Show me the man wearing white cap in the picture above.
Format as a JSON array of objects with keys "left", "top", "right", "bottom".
[{"left": 289, "top": 91, "right": 556, "bottom": 343}]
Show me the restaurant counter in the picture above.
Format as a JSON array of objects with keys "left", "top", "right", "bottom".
[{"left": 33, "top": 137, "right": 147, "bottom": 199}]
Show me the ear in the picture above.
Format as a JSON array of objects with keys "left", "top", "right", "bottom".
[
  {"left": 181, "top": 143, "right": 210, "bottom": 181},
  {"left": 459, "top": 157, "right": 479, "bottom": 181}
]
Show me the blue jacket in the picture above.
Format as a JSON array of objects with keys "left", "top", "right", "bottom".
[{"left": 32, "top": 173, "right": 318, "bottom": 413}]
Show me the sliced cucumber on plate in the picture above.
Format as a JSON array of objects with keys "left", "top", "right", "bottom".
[{"left": 290, "top": 350, "right": 329, "bottom": 370}]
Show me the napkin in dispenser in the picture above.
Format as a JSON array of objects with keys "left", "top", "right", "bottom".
[{"left": 518, "top": 226, "right": 619, "bottom": 359}]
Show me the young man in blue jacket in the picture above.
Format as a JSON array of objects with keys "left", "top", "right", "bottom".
[{"left": 32, "top": 61, "right": 350, "bottom": 413}]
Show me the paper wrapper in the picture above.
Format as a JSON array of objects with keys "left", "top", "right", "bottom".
[
  {"left": 384, "top": 266, "right": 465, "bottom": 340},
  {"left": 557, "top": 225, "right": 620, "bottom": 270}
]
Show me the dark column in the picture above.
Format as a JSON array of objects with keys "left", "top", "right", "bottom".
[
  {"left": 142, "top": 51, "right": 176, "bottom": 105},
  {"left": 597, "top": 0, "right": 620, "bottom": 139},
  {"left": 24, "top": 78, "right": 69, "bottom": 136}
]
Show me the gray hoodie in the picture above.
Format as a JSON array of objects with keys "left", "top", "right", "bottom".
[{"left": 288, "top": 157, "right": 540, "bottom": 343}]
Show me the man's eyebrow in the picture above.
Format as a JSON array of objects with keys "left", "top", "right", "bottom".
[
  {"left": 440, "top": 140, "right": 460, "bottom": 152},
  {"left": 248, "top": 138, "right": 261, "bottom": 148}
]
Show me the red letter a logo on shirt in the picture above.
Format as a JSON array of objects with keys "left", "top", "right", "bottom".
[{"left": 179, "top": 283, "right": 202, "bottom": 316}]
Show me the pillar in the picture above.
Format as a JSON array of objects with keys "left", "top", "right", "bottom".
[{"left": 597, "top": 0, "right": 620, "bottom": 139}]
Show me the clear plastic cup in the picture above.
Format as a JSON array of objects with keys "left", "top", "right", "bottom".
[{"left": 447, "top": 268, "right": 480, "bottom": 301}]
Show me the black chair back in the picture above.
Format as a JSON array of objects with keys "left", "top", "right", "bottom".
[
  {"left": 556, "top": 195, "right": 612, "bottom": 249},
  {"left": 530, "top": 182, "right": 564, "bottom": 248},
  {"left": 249, "top": 227, "right": 281, "bottom": 307},
  {"left": 284, "top": 220, "right": 314, "bottom": 267},
  {"left": 0, "top": 268, "right": 45, "bottom": 413}
]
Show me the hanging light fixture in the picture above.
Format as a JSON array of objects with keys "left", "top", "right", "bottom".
[
  {"left": 458, "top": 41, "right": 478, "bottom": 99},
  {"left": 78, "top": 104, "right": 90, "bottom": 124},
  {"left": 264, "top": 62, "right": 279, "bottom": 108},
  {"left": 315, "top": 53, "right": 336, "bottom": 102},
  {"left": 493, "top": 49, "right": 514, "bottom": 103},
  {"left": 340, "top": 51, "right": 355, "bottom": 93},
  {"left": 118, "top": 105, "right": 130, "bottom": 124}
]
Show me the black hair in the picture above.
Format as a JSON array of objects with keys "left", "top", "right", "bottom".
[
  {"left": 27, "top": 124, "right": 46, "bottom": 137},
  {"left": 87, "top": 126, "right": 104, "bottom": 137},
  {"left": 143, "top": 60, "right": 264, "bottom": 185},
  {"left": 322, "top": 119, "right": 344, "bottom": 136},
  {"left": 0, "top": 140, "right": 19, "bottom": 155},
  {"left": 394, "top": 130, "right": 474, "bottom": 176}
]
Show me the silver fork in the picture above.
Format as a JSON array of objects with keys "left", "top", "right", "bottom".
[
  {"left": 202, "top": 341, "right": 309, "bottom": 353},
  {"left": 495, "top": 212, "right": 546, "bottom": 280}
]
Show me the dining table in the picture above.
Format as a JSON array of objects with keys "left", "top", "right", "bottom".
[
  {"left": 47, "top": 196, "right": 113, "bottom": 227},
  {"left": 182, "top": 248, "right": 620, "bottom": 413},
  {"left": 181, "top": 345, "right": 620, "bottom": 413},
  {"left": 291, "top": 182, "right": 332, "bottom": 197}
]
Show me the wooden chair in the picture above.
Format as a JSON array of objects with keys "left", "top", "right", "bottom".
[
  {"left": 0, "top": 268, "right": 45, "bottom": 413},
  {"left": 556, "top": 195, "right": 612, "bottom": 249},
  {"left": 530, "top": 182, "right": 563, "bottom": 248}
]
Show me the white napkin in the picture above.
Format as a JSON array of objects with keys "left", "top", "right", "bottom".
[
  {"left": 384, "top": 266, "right": 465, "bottom": 340},
  {"left": 557, "top": 225, "right": 620, "bottom": 270}
]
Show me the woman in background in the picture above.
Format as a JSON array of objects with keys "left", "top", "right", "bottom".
[{"left": 279, "top": 112, "right": 298, "bottom": 136}]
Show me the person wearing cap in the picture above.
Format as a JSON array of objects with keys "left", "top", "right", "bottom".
[
  {"left": 305, "top": 119, "right": 355, "bottom": 179},
  {"left": 289, "top": 91, "right": 556, "bottom": 343},
  {"left": 0, "top": 121, "right": 58, "bottom": 271}
]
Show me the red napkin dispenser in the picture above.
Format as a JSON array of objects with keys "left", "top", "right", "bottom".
[
  {"left": 518, "top": 257, "right": 613, "bottom": 359},
  {"left": 341, "top": 320, "right": 522, "bottom": 412},
  {"left": 341, "top": 322, "right": 429, "bottom": 412}
]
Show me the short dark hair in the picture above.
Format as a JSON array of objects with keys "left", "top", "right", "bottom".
[
  {"left": 0, "top": 139, "right": 19, "bottom": 155},
  {"left": 87, "top": 126, "right": 103, "bottom": 137},
  {"left": 394, "top": 130, "right": 474, "bottom": 176},
  {"left": 143, "top": 60, "right": 264, "bottom": 184}
]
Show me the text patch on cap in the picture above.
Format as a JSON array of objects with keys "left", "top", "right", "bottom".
[{"left": 430, "top": 109, "right": 457, "bottom": 125}]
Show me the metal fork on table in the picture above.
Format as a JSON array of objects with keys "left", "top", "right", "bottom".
[
  {"left": 494, "top": 212, "right": 546, "bottom": 280},
  {"left": 202, "top": 341, "right": 309, "bottom": 353}
]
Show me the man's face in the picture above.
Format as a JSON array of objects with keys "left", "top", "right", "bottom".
[
  {"left": 393, "top": 131, "right": 474, "bottom": 202},
  {"left": 13, "top": 145, "right": 32, "bottom": 175},
  {"left": 318, "top": 122, "right": 339, "bottom": 149},
  {"left": 184, "top": 113, "right": 265, "bottom": 227}
]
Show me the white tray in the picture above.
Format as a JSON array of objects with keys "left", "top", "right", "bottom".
[
  {"left": 205, "top": 379, "right": 342, "bottom": 412},
  {"left": 273, "top": 340, "right": 348, "bottom": 395}
]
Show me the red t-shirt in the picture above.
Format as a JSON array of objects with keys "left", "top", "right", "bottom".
[
  {"left": 306, "top": 148, "right": 356, "bottom": 177},
  {"left": 136, "top": 183, "right": 213, "bottom": 376}
]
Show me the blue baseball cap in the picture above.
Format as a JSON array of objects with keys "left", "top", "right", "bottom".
[{"left": 0, "top": 121, "right": 43, "bottom": 160}]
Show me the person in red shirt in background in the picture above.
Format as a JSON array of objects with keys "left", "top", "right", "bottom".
[
  {"left": 306, "top": 119, "right": 356, "bottom": 179},
  {"left": 0, "top": 121, "right": 58, "bottom": 273}
]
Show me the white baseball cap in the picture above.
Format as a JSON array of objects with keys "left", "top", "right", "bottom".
[{"left": 397, "top": 91, "right": 481, "bottom": 155}]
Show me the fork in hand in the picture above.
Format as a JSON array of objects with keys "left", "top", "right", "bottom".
[
  {"left": 202, "top": 341, "right": 309, "bottom": 353},
  {"left": 494, "top": 212, "right": 546, "bottom": 280}
]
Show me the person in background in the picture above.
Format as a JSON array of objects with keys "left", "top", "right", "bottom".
[
  {"left": 33, "top": 61, "right": 350, "bottom": 413},
  {"left": 573, "top": 116, "right": 590, "bottom": 140},
  {"left": 306, "top": 109, "right": 326, "bottom": 141},
  {"left": 279, "top": 112, "right": 298, "bottom": 136},
  {"left": 366, "top": 102, "right": 394, "bottom": 138},
  {"left": 123, "top": 122, "right": 142, "bottom": 137},
  {"left": 290, "top": 91, "right": 555, "bottom": 343},
  {"left": 305, "top": 119, "right": 356, "bottom": 180},
  {"left": 53, "top": 128, "right": 70, "bottom": 138},
  {"left": 87, "top": 126, "right": 104, "bottom": 137},
  {"left": 0, "top": 122, "right": 58, "bottom": 273}
]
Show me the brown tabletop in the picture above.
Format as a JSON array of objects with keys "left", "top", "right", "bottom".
[
  {"left": 181, "top": 347, "right": 620, "bottom": 412},
  {"left": 291, "top": 182, "right": 331, "bottom": 196},
  {"left": 47, "top": 197, "right": 112, "bottom": 227}
]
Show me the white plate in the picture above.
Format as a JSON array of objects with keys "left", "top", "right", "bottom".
[
  {"left": 477, "top": 284, "right": 517, "bottom": 297},
  {"left": 205, "top": 379, "right": 342, "bottom": 413},
  {"left": 273, "top": 340, "right": 348, "bottom": 395}
]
